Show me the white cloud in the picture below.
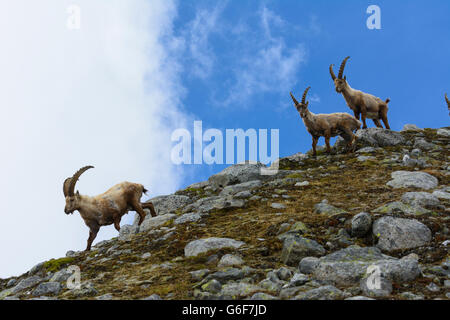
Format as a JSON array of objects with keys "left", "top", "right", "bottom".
[
  {"left": 0, "top": 0, "right": 188, "bottom": 278},
  {"left": 223, "top": 6, "right": 306, "bottom": 107},
  {"left": 183, "top": 2, "right": 227, "bottom": 79}
]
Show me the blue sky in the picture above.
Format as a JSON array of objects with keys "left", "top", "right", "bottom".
[{"left": 172, "top": 0, "right": 450, "bottom": 188}]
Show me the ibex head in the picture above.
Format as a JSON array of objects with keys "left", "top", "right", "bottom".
[
  {"left": 63, "top": 166, "right": 94, "bottom": 214},
  {"left": 330, "top": 56, "right": 350, "bottom": 93},
  {"left": 290, "top": 87, "right": 311, "bottom": 118}
]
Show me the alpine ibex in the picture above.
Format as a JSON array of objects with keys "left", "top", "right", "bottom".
[
  {"left": 330, "top": 56, "right": 391, "bottom": 129},
  {"left": 446, "top": 93, "right": 450, "bottom": 116},
  {"left": 290, "top": 87, "right": 361, "bottom": 157},
  {"left": 63, "top": 166, "right": 157, "bottom": 251}
]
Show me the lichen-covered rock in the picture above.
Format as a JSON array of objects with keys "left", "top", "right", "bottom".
[
  {"left": 219, "top": 180, "right": 262, "bottom": 196},
  {"left": 314, "top": 200, "right": 347, "bottom": 217},
  {"left": 373, "top": 201, "right": 431, "bottom": 216},
  {"left": 360, "top": 275, "right": 392, "bottom": 298},
  {"left": 217, "top": 254, "right": 244, "bottom": 268},
  {"left": 118, "top": 224, "right": 139, "bottom": 241},
  {"left": 373, "top": 216, "right": 431, "bottom": 252},
  {"left": 138, "top": 214, "right": 176, "bottom": 233},
  {"left": 386, "top": 171, "right": 438, "bottom": 190},
  {"left": 351, "top": 128, "right": 406, "bottom": 148},
  {"left": 32, "top": 282, "right": 62, "bottom": 296},
  {"left": 208, "top": 162, "right": 268, "bottom": 189},
  {"left": 293, "top": 285, "right": 346, "bottom": 300},
  {"left": 220, "top": 282, "right": 262, "bottom": 298},
  {"left": 401, "top": 192, "right": 441, "bottom": 209},
  {"left": 184, "top": 238, "right": 245, "bottom": 257},
  {"left": 312, "top": 246, "right": 421, "bottom": 286},
  {"left": 250, "top": 292, "right": 279, "bottom": 300},
  {"left": 298, "top": 257, "right": 320, "bottom": 274},
  {"left": 11, "top": 275, "right": 43, "bottom": 294},
  {"left": 174, "top": 212, "right": 201, "bottom": 225},
  {"left": 281, "top": 234, "right": 325, "bottom": 266},
  {"left": 351, "top": 212, "right": 372, "bottom": 237}
]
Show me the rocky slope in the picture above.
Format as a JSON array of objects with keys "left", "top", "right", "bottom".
[{"left": 1, "top": 125, "right": 449, "bottom": 300}]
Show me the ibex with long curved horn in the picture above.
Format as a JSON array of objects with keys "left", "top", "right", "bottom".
[
  {"left": 63, "top": 166, "right": 157, "bottom": 251},
  {"left": 446, "top": 93, "right": 450, "bottom": 116},
  {"left": 330, "top": 56, "right": 391, "bottom": 129},
  {"left": 290, "top": 87, "right": 361, "bottom": 157}
]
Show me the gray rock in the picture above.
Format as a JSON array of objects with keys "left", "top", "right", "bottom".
[
  {"left": 386, "top": 171, "right": 438, "bottom": 190},
  {"left": 298, "top": 257, "right": 320, "bottom": 274},
  {"left": 432, "top": 189, "right": 450, "bottom": 200},
  {"left": 190, "top": 269, "right": 210, "bottom": 282},
  {"left": 357, "top": 155, "right": 376, "bottom": 162},
  {"left": 355, "top": 128, "right": 406, "bottom": 147},
  {"left": 293, "top": 285, "right": 346, "bottom": 300},
  {"left": 118, "top": 224, "right": 139, "bottom": 241},
  {"left": 138, "top": 214, "right": 176, "bottom": 233},
  {"left": 271, "top": 203, "right": 286, "bottom": 209},
  {"left": 28, "top": 262, "right": 45, "bottom": 276},
  {"left": 401, "top": 192, "right": 441, "bottom": 209},
  {"left": 312, "top": 246, "right": 421, "bottom": 286},
  {"left": 281, "top": 234, "right": 326, "bottom": 266},
  {"left": 203, "top": 268, "right": 248, "bottom": 284},
  {"left": 208, "top": 162, "right": 268, "bottom": 189},
  {"left": 50, "top": 268, "right": 72, "bottom": 283},
  {"left": 286, "top": 273, "right": 309, "bottom": 287},
  {"left": 6, "top": 279, "right": 17, "bottom": 288},
  {"left": 295, "top": 181, "right": 310, "bottom": 187},
  {"left": 212, "top": 197, "right": 246, "bottom": 210},
  {"left": 65, "top": 250, "right": 77, "bottom": 257},
  {"left": 345, "top": 296, "right": 375, "bottom": 300},
  {"left": 234, "top": 191, "right": 253, "bottom": 199},
  {"left": 217, "top": 254, "right": 244, "bottom": 268},
  {"left": 399, "top": 292, "right": 424, "bottom": 300},
  {"left": 413, "top": 138, "right": 436, "bottom": 151},
  {"left": 95, "top": 294, "right": 113, "bottom": 300},
  {"left": 373, "top": 201, "right": 431, "bottom": 216},
  {"left": 426, "top": 283, "right": 440, "bottom": 292},
  {"left": 201, "top": 279, "right": 222, "bottom": 293},
  {"left": 373, "top": 216, "right": 431, "bottom": 251},
  {"left": 142, "top": 294, "right": 162, "bottom": 300},
  {"left": 314, "top": 200, "right": 347, "bottom": 217},
  {"left": 220, "top": 282, "right": 262, "bottom": 298},
  {"left": 145, "top": 194, "right": 192, "bottom": 216},
  {"left": 141, "top": 253, "right": 152, "bottom": 259},
  {"left": 219, "top": 180, "right": 262, "bottom": 196},
  {"left": 360, "top": 275, "right": 392, "bottom": 298},
  {"left": 11, "top": 275, "right": 42, "bottom": 294},
  {"left": 68, "top": 281, "right": 98, "bottom": 297},
  {"left": 401, "top": 124, "right": 422, "bottom": 132},
  {"left": 436, "top": 128, "right": 450, "bottom": 137},
  {"left": 174, "top": 212, "right": 201, "bottom": 225},
  {"left": 32, "top": 282, "right": 62, "bottom": 296},
  {"left": 275, "top": 267, "right": 293, "bottom": 281},
  {"left": 250, "top": 292, "right": 278, "bottom": 300},
  {"left": 351, "top": 212, "right": 372, "bottom": 237},
  {"left": 356, "top": 147, "right": 377, "bottom": 154},
  {"left": 184, "top": 238, "right": 245, "bottom": 257},
  {"left": 258, "top": 279, "right": 283, "bottom": 294}
]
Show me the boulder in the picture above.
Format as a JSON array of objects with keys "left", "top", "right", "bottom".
[
  {"left": 373, "top": 216, "right": 431, "bottom": 252},
  {"left": 32, "top": 282, "right": 62, "bottom": 296},
  {"left": 281, "top": 234, "right": 326, "bottom": 266},
  {"left": 401, "top": 192, "right": 441, "bottom": 209},
  {"left": 386, "top": 171, "right": 438, "bottom": 190},
  {"left": 351, "top": 212, "right": 372, "bottom": 237},
  {"left": 137, "top": 214, "right": 176, "bottom": 233},
  {"left": 184, "top": 238, "right": 245, "bottom": 257},
  {"left": 208, "top": 162, "right": 267, "bottom": 189}
]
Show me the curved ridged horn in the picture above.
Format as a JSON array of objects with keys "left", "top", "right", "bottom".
[
  {"left": 66, "top": 166, "right": 94, "bottom": 197},
  {"left": 446, "top": 93, "right": 450, "bottom": 107},
  {"left": 338, "top": 56, "right": 350, "bottom": 79},
  {"left": 63, "top": 177, "right": 71, "bottom": 197},
  {"left": 302, "top": 87, "right": 311, "bottom": 104},
  {"left": 290, "top": 92, "right": 300, "bottom": 106},
  {"left": 329, "top": 64, "right": 336, "bottom": 80}
]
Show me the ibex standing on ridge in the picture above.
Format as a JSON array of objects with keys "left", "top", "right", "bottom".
[
  {"left": 330, "top": 56, "right": 391, "bottom": 129},
  {"left": 446, "top": 93, "right": 450, "bottom": 116},
  {"left": 290, "top": 87, "right": 361, "bottom": 157},
  {"left": 63, "top": 166, "right": 157, "bottom": 251}
]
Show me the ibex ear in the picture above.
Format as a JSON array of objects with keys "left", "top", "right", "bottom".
[
  {"left": 76, "top": 190, "right": 80, "bottom": 197},
  {"left": 343, "top": 76, "right": 347, "bottom": 81}
]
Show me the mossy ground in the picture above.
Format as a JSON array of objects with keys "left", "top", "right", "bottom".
[{"left": 1, "top": 128, "right": 449, "bottom": 300}]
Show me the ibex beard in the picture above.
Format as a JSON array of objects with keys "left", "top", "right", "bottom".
[{"left": 63, "top": 166, "right": 157, "bottom": 251}]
